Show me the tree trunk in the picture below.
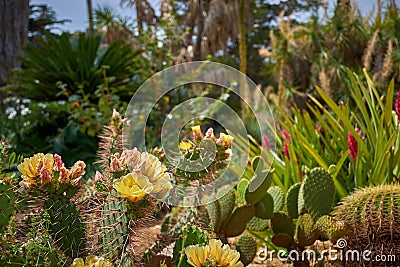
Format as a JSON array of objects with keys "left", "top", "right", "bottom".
[
  {"left": 86, "top": 0, "right": 94, "bottom": 35},
  {"left": 239, "top": 0, "right": 249, "bottom": 112},
  {"left": 0, "top": 0, "right": 29, "bottom": 112},
  {"left": 0, "top": 0, "right": 29, "bottom": 86},
  {"left": 193, "top": 0, "right": 204, "bottom": 61}
]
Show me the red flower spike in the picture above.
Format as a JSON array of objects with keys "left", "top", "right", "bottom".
[{"left": 348, "top": 131, "right": 358, "bottom": 161}]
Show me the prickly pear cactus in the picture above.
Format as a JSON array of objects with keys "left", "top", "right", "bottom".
[
  {"left": 44, "top": 194, "right": 86, "bottom": 258},
  {"left": 99, "top": 195, "right": 130, "bottom": 261},
  {"left": 315, "top": 215, "right": 346, "bottom": 243},
  {"left": 254, "top": 193, "right": 274, "bottom": 219},
  {"left": 0, "top": 182, "right": 15, "bottom": 233},
  {"left": 286, "top": 183, "right": 301, "bottom": 218},
  {"left": 174, "top": 126, "right": 233, "bottom": 185},
  {"left": 294, "top": 214, "right": 317, "bottom": 248},
  {"left": 298, "top": 167, "right": 335, "bottom": 220},
  {"left": 236, "top": 234, "right": 257, "bottom": 266},
  {"left": 267, "top": 186, "right": 284, "bottom": 212},
  {"left": 246, "top": 217, "right": 269, "bottom": 232}
]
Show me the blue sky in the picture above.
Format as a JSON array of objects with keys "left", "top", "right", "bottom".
[{"left": 31, "top": 0, "right": 379, "bottom": 33}]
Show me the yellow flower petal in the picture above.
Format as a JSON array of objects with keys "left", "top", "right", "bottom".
[{"left": 179, "top": 141, "right": 193, "bottom": 150}]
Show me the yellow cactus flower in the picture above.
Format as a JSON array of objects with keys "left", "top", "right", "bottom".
[
  {"left": 71, "top": 255, "right": 113, "bottom": 267},
  {"left": 185, "top": 244, "right": 209, "bottom": 267},
  {"left": 179, "top": 141, "right": 193, "bottom": 151},
  {"left": 18, "top": 153, "right": 54, "bottom": 186},
  {"left": 140, "top": 153, "right": 173, "bottom": 194},
  {"left": 113, "top": 173, "right": 153, "bottom": 202},
  {"left": 191, "top": 125, "right": 203, "bottom": 139},
  {"left": 185, "top": 239, "right": 243, "bottom": 267}
]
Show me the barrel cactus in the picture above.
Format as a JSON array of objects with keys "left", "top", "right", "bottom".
[{"left": 332, "top": 184, "right": 400, "bottom": 257}]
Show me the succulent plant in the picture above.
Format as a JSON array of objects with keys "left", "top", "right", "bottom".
[
  {"left": 98, "top": 195, "right": 130, "bottom": 261},
  {"left": 173, "top": 226, "right": 207, "bottom": 267},
  {"left": 236, "top": 234, "right": 257, "bottom": 266},
  {"left": 44, "top": 194, "right": 86, "bottom": 259},
  {"left": 332, "top": 184, "right": 400, "bottom": 257}
]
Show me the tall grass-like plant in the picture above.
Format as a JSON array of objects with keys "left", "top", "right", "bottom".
[{"left": 235, "top": 70, "right": 399, "bottom": 199}]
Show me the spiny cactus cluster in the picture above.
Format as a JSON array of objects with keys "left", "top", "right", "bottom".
[
  {"left": 269, "top": 167, "right": 341, "bottom": 250},
  {"left": 174, "top": 125, "right": 233, "bottom": 185},
  {"left": 332, "top": 184, "right": 400, "bottom": 259},
  {"left": 0, "top": 182, "right": 15, "bottom": 234}
]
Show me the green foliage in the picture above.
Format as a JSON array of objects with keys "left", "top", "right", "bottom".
[
  {"left": 0, "top": 182, "right": 15, "bottom": 233},
  {"left": 173, "top": 226, "right": 207, "bottom": 267},
  {"left": 236, "top": 234, "right": 257, "bottom": 266},
  {"left": 6, "top": 33, "right": 147, "bottom": 101},
  {"left": 44, "top": 195, "right": 85, "bottom": 259},
  {"left": 0, "top": 212, "right": 67, "bottom": 266}
]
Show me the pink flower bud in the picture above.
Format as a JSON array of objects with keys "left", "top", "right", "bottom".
[
  {"left": 282, "top": 129, "right": 291, "bottom": 142},
  {"left": 39, "top": 165, "right": 52, "bottom": 184},
  {"left": 94, "top": 171, "right": 103, "bottom": 183},
  {"left": 110, "top": 155, "right": 121, "bottom": 172},
  {"left": 53, "top": 154, "right": 64, "bottom": 171},
  {"left": 204, "top": 128, "right": 216, "bottom": 141},
  {"left": 261, "top": 134, "right": 270, "bottom": 150},
  {"left": 395, "top": 90, "right": 400, "bottom": 122},
  {"left": 70, "top": 161, "right": 86, "bottom": 179},
  {"left": 58, "top": 167, "right": 71, "bottom": 183}
]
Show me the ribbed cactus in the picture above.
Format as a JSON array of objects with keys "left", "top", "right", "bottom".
[
  {"left": 333, "top": 184, "right": 400, "bottom": 243},
  {"left": 99, "top": 195, "right": 130, "bottom": 261},
  {"left": 44, "top": 195, "right": 86, "bottom": 259},
  {"left": 0, "top": 182, "right": 15, "bottom": 233},
  {"left": 298, "top": 167, "right": 336, "bottom": 220},
  {"left": 236, "top": 234, "right": 257, "bottom": 266}
]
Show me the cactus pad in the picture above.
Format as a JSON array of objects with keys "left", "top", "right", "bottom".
[
  {"left": 294, "top": 214, "right": 317, "bottom": 248},
  {"left": 246, "top": 217, "right": 269, "bottom": 232},
  {"left": 44, "top": 195, "right": 85, "bottom": 258},
  {"left": 267, "top": 186, "right": 284, "bottom": 212},
  {"left": 270, "top": 211, "right": 295, "bottom": 238},
  {"left": 286, "top": 183, "right": 301, "bottom": 218},
  {"left": 99, "top": 196, "right": 130, "bottom": 260},
  {"left": 299, "top": 167, "right": 335, "bottom": 220},
  {"left": 223, "top": 205, "right": 255, "bottom": 237},
  {"left": 245, "top": 170, "right": 273, "bottom": 205},
  {"left": 255, "top": 193, "right": 274, "bottom": 219},
  {"left": 236, "top": 234, "right": 257, "bottom": 266}
]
